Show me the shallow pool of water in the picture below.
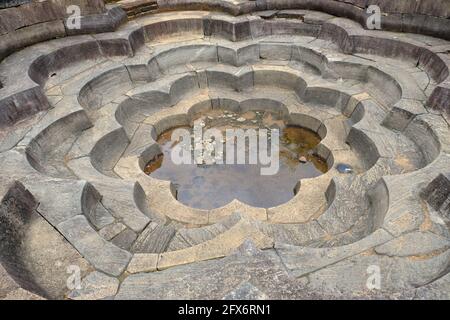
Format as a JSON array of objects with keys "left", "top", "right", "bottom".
[{"left": 144, "top": 109, "right": 328, "bottom": 209}]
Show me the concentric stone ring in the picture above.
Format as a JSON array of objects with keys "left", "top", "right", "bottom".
[{"left": 0, "top": 1, "right": 449, "bottom": 300}]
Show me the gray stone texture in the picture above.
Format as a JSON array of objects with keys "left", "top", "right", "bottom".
[
  {"left": 116, "top": 241, "right": 316, "bottom": 300},
  {"left": 0, "top": 1, "right": 449, "bottom": 300},
  {"left": 68, "top": 271, "right": 119, "bottom": 300}
]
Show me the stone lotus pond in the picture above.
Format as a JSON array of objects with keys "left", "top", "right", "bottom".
[
  {"left": 1, "top": 0, "right": 449, "bottom": 300},
  {"left": 144, "top": 109, "right": 328, "bottom": 209}
]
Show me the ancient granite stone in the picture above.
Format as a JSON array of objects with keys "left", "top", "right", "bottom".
[
  {"left": 57, "top": 215, "right": 132, "bottom": 277},
  {"left": 68, "top": 271, "right": 119, "bottom": 300}
]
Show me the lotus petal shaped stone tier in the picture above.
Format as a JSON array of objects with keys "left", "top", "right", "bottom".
[{"left": 0, "top": 0, "right": 449, "bottom": 300}]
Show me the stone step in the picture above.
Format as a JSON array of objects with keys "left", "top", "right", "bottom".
[
  {"left": 131, "top": 223, "right": 176, "bottom": 254},
  {"left": 0, "top": 181, "right": 92, "bottom": 299},
  {"left": 421, "top": 173, "right": 450, "bottom": 219},
  {"left": 117, "top": 0, "right": 158, "bottom": 17},
  {"left": 439, "top": 195, "right": 450, "bottom": 218}
]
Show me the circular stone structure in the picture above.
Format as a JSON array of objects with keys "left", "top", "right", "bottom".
[{"left": 0, "top": 0, "right": 449, "bottom": 300}]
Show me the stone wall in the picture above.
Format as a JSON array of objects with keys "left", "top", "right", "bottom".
[
  {"left": 155, "top": 0, "right": 450, "bottom": 18},
  {"left": 153, "top": 0, "right": 450, "bottom": 39},
  {"left": 0, "top": 0, "right": 126, "bottom": 61},
  {"left": 0, "top": 0, "right": 106, "bottom": 35},
  {"left": 0, "top": 181, "right": 43, "bottom": 297},
  {"left": 0, "top": 0, "right": 32, "bottom": 9},
  {"left": 336, "top": 0, "right": 450, "bottom": 18}
]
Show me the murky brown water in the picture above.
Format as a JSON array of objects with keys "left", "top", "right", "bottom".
[{"left": 144, "top": 110, "right": 328, "bottom": 209}]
